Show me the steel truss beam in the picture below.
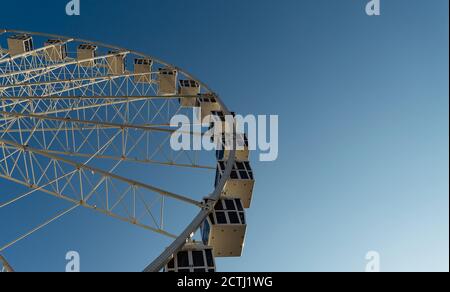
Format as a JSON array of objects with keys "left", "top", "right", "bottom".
[
  {"left": 0, "top": 39, "right": 74, "bottom": 66},
  {"left": 0, "top": 110, "right": 176, "bottom": 133},
  {"left": 0, "top": 110, "right": 202, "bottom": 169},
  {"left": 0, "top": 138, "right": 202, "bottom": 207},
  {"left": 0, "top": 95, "right": 199, "bottom": 100},
  {"left": 0, "top": 72, "right": 159, "bottom": 90},
  {"left": 0, "top": 146, "right": 213, "bottom": 170},
  {"left": 0, "top": 136, "right": 199, "bottom": 240},
  {"left": 0, "top": 51, "right": 130, "bottom": 79}
]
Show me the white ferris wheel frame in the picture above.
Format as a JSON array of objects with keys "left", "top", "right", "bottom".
[{"left": 0, "top": 29, "right": 237, "bottom": 272}]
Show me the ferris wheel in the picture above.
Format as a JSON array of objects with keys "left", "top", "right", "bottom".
[{"left": 0, "top": 29, "right": 255, "bottom": 272}]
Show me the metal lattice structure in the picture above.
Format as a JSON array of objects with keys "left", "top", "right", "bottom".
[{"left": 0, "top": 29, "right": 250, "bottom": 272}]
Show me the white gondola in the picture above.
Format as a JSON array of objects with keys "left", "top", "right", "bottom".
[
  {"left": 134, "top": 58, "right": 153, "bottom": 84},
  {"left": 158, "top": 68, "right": 178, "bottom": 96},
  {"left": 178, "top": 80, "right": 200, "bottom": 107},
  {"left": 216, "top": 133, "right": 250, "bottom": 162},
  {"left": 7, "top": 34, "right": 33, "bottom": 57},
  {"left": 215, "top": 161, "right": 254, "bottom": 209},
  {"left": 44, "top": 39, "right": 67, "bottom": 62},
  {"left": 106, "top": 51, "right": 126, "bottom": 75},
  {"left": 196, "top": 94, "right": 222, "bottom": 123},
  {"left": 201, "top": 198, "right": 247, "bottom": 257},
  {"left": 164, "top": 242, "right": 216, "bottom": 272},
  {"left": 77, "top": 44, "right": 98, "bottom": 67}
]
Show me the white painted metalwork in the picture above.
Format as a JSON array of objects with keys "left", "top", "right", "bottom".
[{"left": 0, "top": 29, "right": 244, "bottom": 272}]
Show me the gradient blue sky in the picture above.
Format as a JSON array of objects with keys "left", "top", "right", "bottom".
[{"left": 0, "top": 0, "right": 448, "bottom": 272}]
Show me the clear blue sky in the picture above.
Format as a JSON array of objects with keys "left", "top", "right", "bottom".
[{"left": 0, "top": 0, "right": 448, "bottom": 272}]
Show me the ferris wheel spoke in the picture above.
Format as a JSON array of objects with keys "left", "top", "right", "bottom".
[
  {"left": 1, "top": 99, "right": 143, "bottom": 120},
  {"left": 0, "top": 203, "right": 81, "bottom": 253},
  {"left": 0, "top": 73, "right": 153, "bottom": 100},
  {"left": 0, "top": 111, "right": 203, "bottom": 170},
  {"left": 0, "top": 123, "right": 198, "bottom": 132},
  {"left": 0, "top": 136, "right": 207, "bottom": 170},
  {"left": 0, "top": 171, "right": 179, "bottom": 239},
  {"left": 0, "top": 110, "right": 177, "bottom": 133},
  {"left": 0, "top": 137, "right": 203, "bottom": 207},
  {"left": 0, "top": 73, "right": 163, "bottom": 91},
  {"left": 0, "top": 53, "right": 46, "bottom": 85},
  {"left": 0, "top": 97, "right": 189, "bottom": 128},
  {"left": 1, "top": 95, "right": 197, "bottom": 101},
  {"left": 0, "top": 39, "right": 74, "bottom": 66},
  {"left": 0, "top": 173, "right": 178, "bottom": 239},
  {"left": 0, "top": 51, "right": 130, "bottom": 80},
  {"left": 0, "top": 147, "right": 184, "bottom": 239},
  {"left": 0, "top": 146, "right": 214, "bottom": 170}
]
